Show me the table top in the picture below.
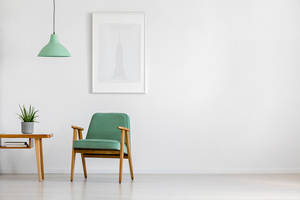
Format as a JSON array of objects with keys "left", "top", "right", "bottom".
[{"left": 0, "top": 133, "right": 53, "bottom": 138}]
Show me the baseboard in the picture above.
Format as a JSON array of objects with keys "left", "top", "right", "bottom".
[{"left": 0, "top": 168, "right": 300, "bottom": 174}]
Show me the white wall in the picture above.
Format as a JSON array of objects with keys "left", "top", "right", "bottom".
[{"left": 0, "top": 0, "right": 300, "bottom": 174}]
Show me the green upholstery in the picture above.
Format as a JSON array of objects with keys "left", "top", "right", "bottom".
[
  {"left": 73, "top": 139, "right": 128, "bottom": 154},
  {"left": 73, "top": 113, "right": 130, "bottom": 152}
]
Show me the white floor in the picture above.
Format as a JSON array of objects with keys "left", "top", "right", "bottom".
[{"left": 0, "top": 173, "right": 299, "bottom": 200}]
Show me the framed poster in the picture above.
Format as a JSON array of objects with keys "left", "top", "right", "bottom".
[{"left": 92, "top": 13, "right": 146, "bottom": 93}]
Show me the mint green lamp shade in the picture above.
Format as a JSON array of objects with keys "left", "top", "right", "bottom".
[{"left": 38, "top": 34, "right": 71, "bottom": 57}]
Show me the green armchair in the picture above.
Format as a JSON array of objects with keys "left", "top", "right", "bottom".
[{"left": 70, "top": 113, "right": 134, "bottom": 183}]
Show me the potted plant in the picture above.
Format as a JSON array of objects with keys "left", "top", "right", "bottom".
[{"left": 16, "top": 105, "right": 39, "bottom": 134}]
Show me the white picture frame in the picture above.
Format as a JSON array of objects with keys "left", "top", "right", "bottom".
[{"left": 92, "top": 13, "right": 146, "bottom": 93}]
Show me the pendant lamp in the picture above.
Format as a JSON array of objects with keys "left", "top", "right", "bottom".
[{"left": 38, "top": 0, "right": 70, "bottom": 57}]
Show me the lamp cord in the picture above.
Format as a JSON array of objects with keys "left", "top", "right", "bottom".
[{"left": 53, "top": 0, "right": 55, "bottom": 34}]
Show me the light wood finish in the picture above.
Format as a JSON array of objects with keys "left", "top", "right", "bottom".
[
  {"left": 0, "top": 138, "right": 33, "bottom": 149},
  {"left": 0, "top": 134, "right": 50, "bottom": 149},
  {"left": 75, "top": 149, "right": 122, "bottom": 154},
  {"left": 78, "top": 129, "right": 87, "bottom": 178},
  {"left": 81, "top": 154, "right": 87, "bottom": 178},
  {"left": 0, "top": 133, "right": 53, "bottom": 138},
  {"left": 34, "top": 138, "right": 45, "bottom": 182},
  {"left": 29, "top": 138, "right": 33, "bottom": 148},
  {"left": 70, "top": 128, "right": 77, "bottom": 182},
  {"left": 125, "top": 130, "right": 134, "bottom": 180},
  {"left": 119, "top": 129, "right": 125, "bottom": 183},
  {"left": 0, "top": 141, "right": 33, "bottom": 149},
  {"left": 70, "top": 149, "right": 76, "bottom": 182},
  {"left": 0, "top": 146, "right": 32, "bottom": 149},
  {"left": 0, "top": 133, "right": 52, "bottom": 182},
  {"left": 71, "top": 125, "right": 84, "bottom": 130},
  {"left": 40, "top": 139, "right": 44, "bottom": 179},
  {"left": 34, "top": 139, "right": 42, "bottom": 182},
  {"left": 83, "top": 154, "right": 129, "bottom": 159},
  {"left": 70, "top": 125, "right": 133, "bottom": 183},
  {"left": 118, "top": 126, "right": 130, "bottom": 131},
  {"left": 78, "top": 130, "right": 83, "bottom": 139},
  {"left": 72, "top": 129, "right": 78, "bottom": 142}
]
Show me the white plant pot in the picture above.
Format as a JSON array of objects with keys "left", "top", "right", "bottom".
[{"left": 21, "top": 122, "right": 34, "bottom": 134}]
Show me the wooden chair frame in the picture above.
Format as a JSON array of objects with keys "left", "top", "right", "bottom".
[{"left": 70, "top": 125, "right": 134, "bottom": 183}]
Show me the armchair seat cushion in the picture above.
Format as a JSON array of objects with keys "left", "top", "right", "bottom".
[{"left": 73, "top": 139, "right": 128, "bottom": 154}]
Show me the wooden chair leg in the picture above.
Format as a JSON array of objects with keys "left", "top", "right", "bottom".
[
  {"left": 128, "top": 155, "right": 134, "bottom": 180},
  {"left": 70, "top": 149, "right": 76, "bottom": 182},
  {"left": 125, "top": 131, "right": 134, "bottom": 180},
  {"left": 81, "top": 153, "right": 87, "bottom": 178},
  {"left": 119, "top": 153, "right": 124, "bottom": 183},
  {"left": 119, "top": 130, "right": 125, "bottom": 183}
]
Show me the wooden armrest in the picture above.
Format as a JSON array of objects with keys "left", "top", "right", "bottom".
[
  {"left": 71, "top": 125, "right": 84, "bottom": 130},
  {"left": 118, "top": 126, "right": 130, "bottom": 131}
]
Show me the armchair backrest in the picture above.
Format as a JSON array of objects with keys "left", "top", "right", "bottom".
[{"left": 86, "top": 113, "right": 131, "bottom": 144}]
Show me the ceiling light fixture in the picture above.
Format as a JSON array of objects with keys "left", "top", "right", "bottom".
[{"left": 38, "top": 0, "right": 71, "bottom": 57}]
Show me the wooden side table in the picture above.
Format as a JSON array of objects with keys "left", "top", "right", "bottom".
[{"left": 0, "top": 133, "right": 53, "bottom": 182}]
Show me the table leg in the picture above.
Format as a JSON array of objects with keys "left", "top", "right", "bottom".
[
  {"left": 35, "top": 139, "right": 42, "bottom": 182},
  {"left": 40, "top": 139, "right": 44, "bottom": 179},
  {"left": 29, "top": 138, "right": 33, "bottom": 148}
]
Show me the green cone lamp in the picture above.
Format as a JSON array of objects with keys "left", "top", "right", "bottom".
[{"left": 38, "top": 0, "right": 70, "bottom": 57}]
